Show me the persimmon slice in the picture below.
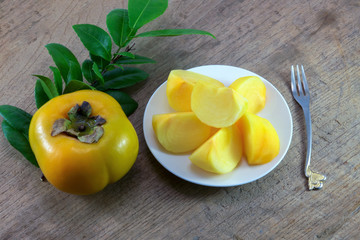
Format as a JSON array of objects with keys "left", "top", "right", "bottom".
[
  {"left": 152, "top": 112, "right": 216, "bottom": 153},
  {"left": 189, "top": 125, "right": 242, "bottom": 174},
  {"left": 229, "top": 76, "right": 266, "bottom": 114},
  {"left": 237, "top": 112, "right": 280, "bottom": 165},
  {"left": 191, "top": 81, "right": 248, "bottom": 128},
  {"left": 166, "top": 70, "right": 224, "bottom": 112}
]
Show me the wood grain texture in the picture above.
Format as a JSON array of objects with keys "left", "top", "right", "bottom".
[{"left": 1, "top": 0, "right": 359, "bottom": 239}]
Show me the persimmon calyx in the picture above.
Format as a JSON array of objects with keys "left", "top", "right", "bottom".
[{"left": 51, "top": 101, "right": 106, "bottom": 143}]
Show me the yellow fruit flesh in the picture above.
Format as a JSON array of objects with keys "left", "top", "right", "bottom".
[
  {"left": 166, "top": 70, "right": 224, "bottom": 112},
  {"left": 237, "top": 112, "right": 280, "bottom": 165},
  {"left": 152, "top": 112, "right": 216, "bottom": 153},
  {"left": 229, "top": 76, "right": 266, "bottom": 114},
  {"left": 191, "top": 81, "right": 248, "bottom": 128},
  {"left": 189, "top": 125, "right": 242, "bottom": 174}
]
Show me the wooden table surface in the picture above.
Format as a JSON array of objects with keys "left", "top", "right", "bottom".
[{"left": 1, "top": 0, "right": 359, "bottom": 239}]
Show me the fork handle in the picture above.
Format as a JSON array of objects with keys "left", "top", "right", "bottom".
[{"left": 302, "top": 106, "right": 312, "bottom": 177}]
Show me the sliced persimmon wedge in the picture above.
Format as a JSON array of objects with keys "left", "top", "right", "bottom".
[
  {"left": 229, "top": 76, "right": 266, "bottom": 114},
  {"left": 191, "top": 81, "right": 248, "bottom": 128},
  {"left": 237, "top": 112, "right": 280, "bottom": 165},
  {"left": 152, "top": 112, "right": 217, "bottom": 153},
  {"left": 166, "top": 70, "right": 224, "bottom": 112},
  {"left": 189, "top": 124, "right": 242, "bottom": 174}
]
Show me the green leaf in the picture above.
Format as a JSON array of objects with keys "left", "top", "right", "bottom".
[
  {"left": 0, "top": 106, "right": 36, "bottom": 166},
  {"left": 49, "top": 66, "right": 63, "bottom": 94},
  {"left": 135, "top": 29, "right": 216, "bottom": 38},
  {"left": 115, "top": 54, "right": 156, "bottom": 65},
  {"left": 63, "top": 80, "right": 95, "bottom": 94},
  {"left": 1, "top": 120, "right": 38, "bottom": 167},
  {"left": 97, "top": 67, "right": 148, "bottom": 90},
  {"left": 45, "top": 43, "right": 82, "bottom": 84},
  {"left": 33, "top": 75, "right": 59, "bottom": 99},
  {"left": 92, "top": 62, "right": 105, "bottom": 85},
  {"left": 128, "top": 0, "right": 168, "bottom": 30},
  {"left": 35, "top": 80, "right": 50, "bottom": 109},
  {"left": 0, "top": 105, "right": 32, "bottom": 135},
  {"left": 73, "top": 24, "right": 112, "bottom": 61},
  {"left": 116, "top": 51, "right": 135, "bottom": 58},
  {"left": 67, "top": 61, "right": 83, "bottom": 82},
  {"left": 90, "top": 53, "right": 110, "bottom": 71},
  {"left": 82, "top": 59, "right": 97, "bottom": 83},
  {"left": 105, "top": 90, "right": 138, "bottom": 116},
  {"left": 106, "top": 9, "right": 134, "bottom": 47}
]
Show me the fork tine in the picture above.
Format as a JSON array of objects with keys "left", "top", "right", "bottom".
[
  {"left": 301, "top": 65, "right": 310, "bottom": 96},
  {"left": 291, "top": 65, "right": 296, "bottom": 94},
  {"left": 296, "top": 65, "right": 304, "bottom": 95}
]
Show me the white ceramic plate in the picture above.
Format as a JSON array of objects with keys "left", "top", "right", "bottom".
[{"left": 143, "top": 65, "right": 293, "bottom": 187}]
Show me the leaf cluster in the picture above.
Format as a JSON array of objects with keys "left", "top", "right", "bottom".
[{"left": 0, "top": 0, "right": 215, "bottom": 167}]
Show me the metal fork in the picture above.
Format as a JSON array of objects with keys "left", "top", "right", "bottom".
[{"left": 291, "top": 65, "right": 326, "bottom": 190}]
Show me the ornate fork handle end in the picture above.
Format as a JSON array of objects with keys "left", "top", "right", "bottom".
[{"left": 307, "top": 168, "right": 326, "bottom": 190}]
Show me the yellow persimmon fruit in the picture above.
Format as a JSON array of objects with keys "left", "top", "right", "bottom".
[
  {"left": 152, "top": 112, "right": 217, "bottom": 153},
  {"left": 166, "top": 70, "right": 224, "bottom": 112},
  {"left": 29, "top": 90, "right": 139, "bottom": 195},
  {"left": 229, "top": 76, "right": 266, "bottom": 114},
  {"left": 191, "top": 81, "right": 248, "bottom": 128},
  {"left": 237, "top": 112, "right": 280, "bottom": 165},
  {"left": 189, "top": 124, "right": 242, "bottom": 174}
]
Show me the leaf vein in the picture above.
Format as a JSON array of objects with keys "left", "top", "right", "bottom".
[{"left": 132, "top": 0, "right": 151, "bottom": 29}]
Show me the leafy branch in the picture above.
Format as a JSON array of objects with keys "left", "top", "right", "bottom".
[{"left": 0, "top": 0, "right": 215, "bottom": 167}]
